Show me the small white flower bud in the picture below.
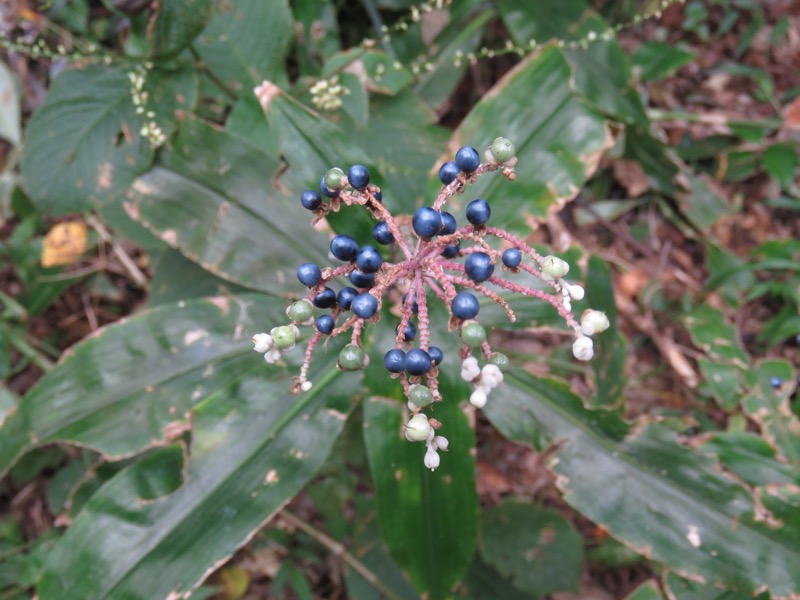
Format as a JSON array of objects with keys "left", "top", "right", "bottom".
[
  {"left": 461, "top": 357, "right": 481, "bottom": 381},
  {"left": 572, "top": 336, "right": 594, "bottom": 361},
  {"left": 252, "top": 333, "right": 273, "bottom": 353},
  {"left": 424, "top": 448, "right": 441, "bottom": 470},
  {"left": 562, "top": 297, "right": 572, "bottom": 312},
  {"left": 405, "top": 414, "right": 433, "bottom": 442},
  {"left": 580, "top": 310, "right": 610, "bottom": 336},
  {"left": 433, "top": 436, "right": 449, "bottom": 451},
  {"left": 541, "top": 255, "right": 569, "bottom": 280},
  {"left": 480, "top": 364, "right": 504, "bottom": 389},
  {"left": 300, "top": 381, "right": 313, "bottom": 392},
  {"left": 568, "top": 284, "right": 585, "bottom": 300},
  {"left": 264, "top": 348, "right": 281, "bottom": 364},
  {"left": 470, "top": 388, "right": 488, "bottom": 408}
]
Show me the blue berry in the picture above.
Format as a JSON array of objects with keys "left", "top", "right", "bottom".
[
  {"left": 372, "top": 221, "right": 394, "bottom": 245},
  {"left": 337, "top": 287, "right": 358, "bottom": 310},
  {"left": 316, "top": 315, "right": 334, "bottom": 334},
  {"left": 352, "top": 293, "right": 379, "bottom": 318},
  {"left": 442, "top": 241, "right": 461, "bottom": 259},
  {"left": 428, "top": 346, "right": 443, "bottom": 366},
  {"left": 405, "top": 349, "right": 432, "bottom": 375},
  {"left": 502, "top": 248, "right": 522, "bottom": 268},
  {"left": 451, "top": 291, "right": 480, "bottom": 320},
  {"left": 455, "top": 146, "right": 480, "bottom": 173},
  {"left": 412, "top": 207, "right": 443, "bottom": 239},
  {"left": 440, "top": 211, "right": 457, "bottom": 235},
  {"left": 402, "top": 293, "right": 419, "bottom": 313},
  {"left": 466, "top": 199, "right": 491, "bottom": 226},
  {"left": 330, "top": 234, "right": 359, "bottom": 261},
  {"left": 373, "top": 190, "right": 383, "bottom": 203},
  {"left": 356, "top": 246, "right": 383, "bottom": 274},
  {"left": 384, "top": 349, "right": 407, "bottom": 373},
  {"left": 347, "top": 164, "right": 370, "bottom": 189},
  {"left": 313, "top": 287, "right": 337, "bottom": 308},
  {"left": 465, "top": 252, "right": 494, "bottom": 282},
  {"left": 397, "top": 321, "right": 417, "bottom": 342},
  {"left": 297, "top": 263, "right": 322, "bottom": 287},
  {"left": 349, "top": 270, "right": 375, "bottom": 288},
  {"left": 439, "top": 161, "right": 460, "bottom": 185},
  {"left": 300, "top": 190, "right": 322, "bottom": 210},
  {"left": 320, "top": 175, "right": 339, "bottom": 197},
  {"left": 770, "top": 376, "right": 783, "bottom": 389}
]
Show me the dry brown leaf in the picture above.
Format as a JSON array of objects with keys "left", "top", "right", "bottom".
[
  {"left": 41, "top": 221, "right": 88, "bottom": 268},
  {"left": 612, "top": 159, "right": 651, "bottom": 197}
]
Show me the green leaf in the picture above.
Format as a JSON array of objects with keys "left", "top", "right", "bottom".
[
  {"left": 496, "top": 0, "right": 649, "bottom": 127},
  {"left": 0, "top": 293, "right": 297, "bottom": 475},
  {"left": 484, "top": 371, "right": 800, "bottom": 596},
  {"left": 480, "top": 500, "right": 583, "bottom": 596},
  {"left": 663, "top": 572, "right": 770, "bottom": 600},
  {"left": 450, "top": 46, "right": 611, "bottom": 231},
  {"left": 632, "top": 42, "right": 696, "bottom": 82},
  {"left": 21, "top": 64, "right": 153, "bottom": 215},
  {"left": 741, "top": 359, "right": 800, "bottom": 464},
  {"left": 455, "top": 555, "right": 536, "bottom": 600},
  {"left": 125, "top": 116, "right": 329, "bottom": 293},
  {"left": 624, "top": 580, "right": 664, "bottom": 600},
  {"left": 35, "top": 296, "right": 360, "bottom": 599},
  {"left": 194, "top": 0, "right": 293, "bottom": 95},
  {"left": 324, "top": 50, "right": 413, "bottom": 96},
  {"left": 675, "top": 173, "right": 733, "bottom": 232},
  {"left": 761, "top": 143, "right": 799, "bottom": 190},
  {"left": 145, "top": 0, "right": 213, "bottom": 58},
  {"left": 363, "top": 376, "right": 478, "bottom": 599},
  {"left": 699, "top": 431, "right": 800, "bottom": 488}
]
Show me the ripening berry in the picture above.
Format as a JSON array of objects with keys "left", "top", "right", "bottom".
[
  {"left": 319, "top": 175, "right": 339, "bottom": 197},
  {"left": 489, "top": 352, "right": 510, "bottom": 372},
  {"left": 460, "top": 322, "right": 486, "bottom": 348},
  {"left": 330, "top": 234, "right": 359, "bottom": 261},
  {"left": 313, "top": 287, "right": 337, "bottom": 308},
  {"left": 412, "top": 207, "right": 443, "bottom": 239},
  {"left": 405, "top": 348, "right": 432, "bottom": 375},
  {"left": 296, "top": 263, "right": 322, "bottom": 287},
  {"left": 502, "top": 248, "right": 522, "bottom": 268},
  {"left": 316, "top": 315, "right": 334, "bottom": 334},
  {"left": 438, "top": 161, "right": 460, "bottom": 185},
  {"left": 324, "top": 167, "right": 345, "bottom": 191},
  {"left": 409, "top": 384, "right": 434, "bottom": 408},
  {"left": 466, "top": 199, "right": 491, "bottom": 226},
  {"left": 356, "top": 246, "right": 383, "bottom": 273},
  {"left": 455, "top": 145, "right": 481, "bottom": 173},
  {"left": 349, "top": 270, "right": 375, "bottom": 288},
  {"left": 384, "top": 348, "right": 407, "bottom": 373},
  {"left": 451, "top": 291, "right": 480, "bottom": 320},
  {"left": 300, "top": 190, "right": 322, "bottom": 210},
  {"left": 490, "top": 137, "right": 515, "bottom": 163},
  {"left": 465, "top": 252, "right": 494, "bottom": 283},
  {"left": 347, "top": 164, "right": 370, "bottom": 189},
  {"left": 351, "top": 293, "right": 379, "bottom": 318},
  {"left": 372, "top": 221, "right": 394, "bottom": 245},
  {"left": 337, "top": 287, "right": 358, "bottom": 311},
  {"left": 428, "top": 346, "right": 444, "bottom": 366},
  {"left": 287, "top": 299, "right": 314, "bottom": 322},
  {"left": 339, "top": 344, "right": 366, "bottom": 371}
]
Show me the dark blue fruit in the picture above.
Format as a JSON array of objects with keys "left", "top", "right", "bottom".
[
  {"left": 384, "top": 349, "right": 406, "bottom": 373},
  {"left": 300, "top": 190, "right": 322, "bottom": 210},
  {"left": 352, "top": 293, "right": 378, "bottom": 318},
  {"left": 451, "top": 291, "right": 479, "bottom": 319},
  {"left": 349, "top": 270, "right": 375, "bottom": 288},
  {"left": 466, "top": 199, "right": 491, "bottom": 226},
  {"left": 455, "top": 146, "right": 480, "bottom": 173},
  {"left": 296, "top": 263, "right": 322, "bottom": 287},
  {"left": 412, "top": 207, "right": 443, "bottom": 239},
  {"left": 502, "top": 248, "right": 522, "bottom": 268},
  {"left": 465, "top": 252, "right": 494, "bottom": 283},
  {"left": 356, "top": 246, "right": 383, "bottom": 274},
  {"left": 372, "top": 221, "right": 394, "bottom": 245},
  {"left": 428, "top": 346, "right": 443, "bottom": 366},
  {"left": 442, "top": 241, "right": 460, "bottom": 259},
  {"left": 438, "top": 161, "right": 460, "bottom": 185},
  {"left": 440, "top": 211, "right": 457, "bottom": 235},
  {"left": 313, "top": 287, "right": 337, "bottom": 309},
  {"left": 405, "top": 348, "right": 432, "bottom": 375},
  {"left": 347, "top": 164, "right": 370, "bottom": 189},
  {"left": 316, "top": 315, "right": 334, "bottom": 334},
  {"left": 330, "top": 234, "right": 359, "bottom": 261},
  {"left": 337, "top": 287, "right": 358, "bottom": 310}
]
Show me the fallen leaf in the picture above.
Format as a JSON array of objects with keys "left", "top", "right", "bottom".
[{"left": 41, "top": 221, "right": 88, "bottom": 267}]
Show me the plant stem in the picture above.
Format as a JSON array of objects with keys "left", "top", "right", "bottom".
[
  {"left": 360, "top": 0, "right": 397, "bottom": 59},
  {"left": 6, "top": 327, "right": 53, "bottom": 372},
  {"left": 280, "top": 510, "right": 404, "bottom": 600}
]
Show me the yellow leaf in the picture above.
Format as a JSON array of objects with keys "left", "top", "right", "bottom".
[
  {"left": 219, "top": 566, "right": 250, "bottom": 600},
  {"left": 41, "top": 221, "right": 88, "bottom": 268}
]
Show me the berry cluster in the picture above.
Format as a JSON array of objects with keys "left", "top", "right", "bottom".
[{"left": 253, "top": 138, "right": 609, "bottom": 470}]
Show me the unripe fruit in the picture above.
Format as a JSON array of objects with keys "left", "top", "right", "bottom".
[
  {"left": 339, "top": 344, "right": 366, "bottom": 371},
  {"left": 460, "top": 322, "right": 486, "bottom": 347},
  {"left": 405, "top": 414, "right": 432, "bottom": 441},
  {"left": 409, "top": 385, "right": 434, "bottom": 408},
  {"left": 490, "top": 137, "right": 515, "bottom": 163},
  {"left": 287, "top": 300, "right": 313, "bottom": 322}
]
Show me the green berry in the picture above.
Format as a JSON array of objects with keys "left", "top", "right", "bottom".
[
  {"left": 541, "top": 255, "right": 569, "bottom": 279},
  {"left": 490, "top": 137, "right": 515, "bottom": 163},
  {"left": 405, "top": 414, "right": 432, "bottom": 442},
  {"left": 460, "top": 322, "right": 486, "bottom": 348},
  {"left": 287, "top": 300, "right": 313, "bottom": 322},
  {"left": 324, "top": 167, "right": 345, "bottom": 191},
  {"left": 409, "top": 385, "right": 434, "bottom": 408},
  {"left": 272, "top": 326, "right": 297, "bottom": 350},
  {"left": 338, "top": 344, "right": 366, "bottom": 371},
  {"left": 489, "top": 352, "right": 510, "bottom": 373}
]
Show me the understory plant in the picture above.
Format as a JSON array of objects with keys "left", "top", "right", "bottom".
[{"left": 1, "top": 0, "right": 799, "bottom": 599}]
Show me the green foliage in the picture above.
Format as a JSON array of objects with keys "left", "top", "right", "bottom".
[{"left": 2, "top": 0, "right": 799, "bottom": 598}]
